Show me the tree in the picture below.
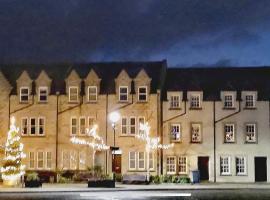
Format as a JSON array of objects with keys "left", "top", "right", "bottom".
[
  {"left": 1, "top": 117, "right": 26, "bottom": 186},
  {"left": 136, "top": 122, "right": 174, "bottom": 182}
]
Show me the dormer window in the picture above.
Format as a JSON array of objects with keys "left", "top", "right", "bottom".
[
  {"left": 88, "top": 86, "right": 97, "bottom": 102},
  {"left": 20, "top": 87, "right": 29, "bottom": 102},
  {"left": 190, "top": 94, "right": 200, "bottom": 109},
  {"left": 69, "top": 86, "right": 79, "bottom": 102},
  {"left": 245, "top": 94, "right": 255, "bottom": 108},
  {"left": 38, "top": 87, "right": 48, "bottom": 102},
  {"left": 119, "top": 86, "right": 128, "bottom": 102},
  {"left": 138, "top": 86, "right": 147, "bottom": 102},
  {"left": 224, "top": 94, "right": 234, "bottom": 109},
  {"left": 170, "top": 95, "right": 180, "bottom": 109}
]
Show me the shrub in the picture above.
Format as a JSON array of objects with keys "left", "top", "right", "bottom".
[
  {"left": 179, "top": 176, "right": 190, "bottom": 184},
  {"left": 58, "top": 176, "right": 72, "bottom": 183},
  {"left": 152, "top": 175, "right": 161, "bottom": 184},
  {"left": 115, "top": 173, "right": 122, "bottom": 182},
  {"left": 172, "top": 175, "right": 179, "bottom": 183},
  {"left": 162, "top": 175, "right": 172, "bottom": 183},
  {"left": 61, "top": 170, "right": 75, "bottom": 179},
  {"left": 26, "top": 172, "right": 40, "bottom": 181}
]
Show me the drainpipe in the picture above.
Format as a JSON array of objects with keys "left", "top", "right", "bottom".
[
  {"left": 56, "top": 92, "right": 60, "bottom": 170},
  {"left": 105, "top": 93, "right": 108, "bottom": 174}
]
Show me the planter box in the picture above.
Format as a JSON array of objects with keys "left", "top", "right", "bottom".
[
  {"left": 88, "top": 180, "right": 115, "bottom": 188},
  {"left": 25, "top": 180, "right": 42, "bottom": 188}
]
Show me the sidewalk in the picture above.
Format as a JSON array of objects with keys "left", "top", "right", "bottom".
[{"left": 1, "top": 182, "right": 270, "bottom": 193}]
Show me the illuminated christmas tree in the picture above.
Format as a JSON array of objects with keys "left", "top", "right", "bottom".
[{"left": 1, "top": 117, "right": 26, "bottom": 186}]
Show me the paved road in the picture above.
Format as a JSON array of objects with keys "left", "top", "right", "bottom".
[{"left": 1, "top": 189, "right": 270, "bottom": 200}]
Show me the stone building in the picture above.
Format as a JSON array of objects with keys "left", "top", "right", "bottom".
[{"left": 0, "top": 62, "right": 270, "bottom": 183}]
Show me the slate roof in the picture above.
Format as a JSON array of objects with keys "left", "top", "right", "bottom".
[
  {"left": 165, "top": 67, "right": 270, "bottom": 101},
  {"left": 0, "top": 61, "right": 167, "bottom": 95}
]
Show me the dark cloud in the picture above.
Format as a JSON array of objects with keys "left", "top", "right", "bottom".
[{"left": 0, "top": 0, "right": 270, "bottom": 66}]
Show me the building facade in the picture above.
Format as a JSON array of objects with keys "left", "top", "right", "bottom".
[{"left": 0, "top": 62, "right": 270, "bottom": 183}]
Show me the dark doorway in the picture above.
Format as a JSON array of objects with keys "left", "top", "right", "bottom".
[
  {"left": 255, "top": 157, "right": 267, "bottom": 182},
  {"left": 198, "top": 156, "right": 209, "bottom": 181},
  {"left": 112, "top": 154, "right": 122, "bottom": 174}
]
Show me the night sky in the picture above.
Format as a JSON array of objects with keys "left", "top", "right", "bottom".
[{"left": 1, "top": 0, "right": 270, "bottom": 67}]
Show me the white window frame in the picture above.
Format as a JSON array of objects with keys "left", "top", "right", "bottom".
[
  {"left": 37, "top": 151, "right": 44, "bottom": 169},
  {"left": 46, "top": 152, "right": 52, "bottom": 169},
  {"left": 170, "top": 95, "right": 180, "bottom": 109},
  {"left": 79, "top": 151, "right": 86, "bottom": 170},
  {"left": 69, "top": 86, "right": 79, "bottom": 102},
  {"left": 224, "top": 94, "right": 234, "bottom": 108},
  {"left": 191, "top": 123, "right": 202, "bottom": 143},
  {"left": 119, "top": 86, "right": 128, "bottom": 102},
  {"left": 29, "top": 152, "right": 35, "bottom": 169},
  {"left": 178, "top": 156, "right": 188, "bottom": 174},
  {"left": 71, "top": 117, "right": 77, "bottom": 135},
  {"left": 138, "top": 152, "right": 145, "bottom": 170},
  {"left": 38, "top": 117, "right": 45, "bottom": 135},
  {"left": 129, "top": 152, "right": 136, "bottom": 170},
  {"left": 38, "top": 86, "right": 48, "bottom": 102},
  {"left": 79, "top": 117, "right": 86, "bottom": 135},
  {"left": 190, "top": 94, "right": 201, "bottom": 109},
  {"left": 88, "top": 86, "right": 97, "bottom": 102},
  {"left": 138, "top": 116, "right": 145, "bottom": 135},
  {"left": 121, "top": 117, "right": 128, "bottom": 135},
  {"left": 129, "top": 117, "right": 136, "bottom": 135},
  {"left": 149, "top": 152, "right": 154, "bottom": 170},
  {"left": 220, "top": 156, "right": 231, "bottom": 175},
  {"left": 224, "top": 123, "right": 235, "bottom": 143},
  {"left": 21, "top": 117, "right": 28, "bottom": 135},
  {"left": 166, "top": 156, "right": 176, "bottom": 175},
  {"left": 245, "top": 123, "right": 257, "bottom": 143},
  {"left": 20, "top": 87, "right": 30, "bottom": 103},
  {"left": 138, "top": 86, "right": 147, "bottom": 102},
  {"left": 236, "top": 156, "right": 247, "bottom": 176},
  {"left": 170, "top": 123, "right": 181, "bottom": 142},
  {"left": 245, "top": 94, "right": 256, "bottom": 108},
  {"left": 62, "top": 150, "right": 70, "bottom": 170},
  {"left": 30, "top": 117, "right": 36, "bottom": 135},
  {"left": 88, "top": 117, "right": 95, "bottom": 130},
  {"left": 70, "top": 151, "right": 77, "bottom": 170}
]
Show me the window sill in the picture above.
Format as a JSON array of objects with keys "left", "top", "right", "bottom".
[
  {"left": 22, "top": 134, "right": 46, "bottom": 137},
  {"left": 220, "top": 174, "right": 232, "bottom": 176},
  {"left": 137, "top": 100, "right": 148, "bottom": 103},
  {"left": 119, "top": 134, "right": 135, "bottom": 137},
  {"left": 190, "top": 141, "right": 202, "bottom": 144},
  {"left": 169, "top": 107, "right": 181, "bottom": 110},
  {"left": 189, "top": 107, "right": 202, "bottom": 110},
  {"left": 222, "top": 107, "right": 236, "bottom": 110},
  {"left": 236, "top": 174, "right": 248, "bottom": 176},
  {"left": 245, "top": 141, "right": 257, "bottom": 144},
  {"left": 224, "top": 142, "right": 236, "bottom": 144}
]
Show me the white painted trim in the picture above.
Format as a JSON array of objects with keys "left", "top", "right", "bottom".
[
  {"left": 38, "top": 86, "right": 48, "bottom": 102},
  {"left": 119, "top": 86, "right": 128, "bottom": 102},
  {"left": 69, "top": 86, "right": 79, "bottom": 102},
  {"left": 87, "top": 86, "right": 98, "bottom": 102},
  {"left": 138, "top": 86, "right": 148, "bottom": 102},
  {"left": 19, "top": 86, "right": 30, "bottom": 103}
]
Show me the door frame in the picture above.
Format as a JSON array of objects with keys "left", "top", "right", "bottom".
[
  {"left": 198, "top": 156, "right": 209, "bottom": 181},
  {"left": 255, "top": 156, "right": 267, "bottom": 182}
]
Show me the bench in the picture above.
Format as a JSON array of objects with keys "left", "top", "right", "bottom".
[{"left": 122, "top": 174, "right": 148, "bottom": 184}]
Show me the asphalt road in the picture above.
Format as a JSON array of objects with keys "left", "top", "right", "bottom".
[{"left": 1, "top": 189, "right": 270, "bottom": 200}]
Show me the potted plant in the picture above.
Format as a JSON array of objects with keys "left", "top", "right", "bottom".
[{"left": 25, "top": 172, "right": 42, "bottom": 187}]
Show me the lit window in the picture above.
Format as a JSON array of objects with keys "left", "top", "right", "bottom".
[
  {"left": 170, "top": 124, "right": 181, "bottom": 142},
  {"left": 178, "top": 156, "right": 187, "bottom": 174},
  {"left": 220, "top": 156, "right": 231, "bottom": 175},
  {"left": 129, "top": 152, "right": 136, "bottom": 170},
  {"left": 138, "top": 86, "right": 147, "bottom": 101},
  {"left": 149, "top": 152, "right": 154, "bottom": 170},
  {"left": 121, "top": 117, "right": 128, "bottom": 134},
  {"left": 236, "top": 156, "right": 247, "bottom": 175},
  {"left": 62, "top": 151, "right": 70, "bottom": 169},
  {"left": 224, "top": 124, "right": 235, "bottom": 143},
  {"left": 191, "top": 123, "right": 202, "bottom": 143},
  {"left": 245, "top": 95, "right": 255, "bottom": 108},
  {"left": 20, "top": 87, "right": 29, "bottom": 102},
  {"left": 29, "top": 152, "right": 35, "bottom": 169},
  {"left": 37, "top": 152, "right": 44, "bottom": 169},
  {"left": 190, "top": 94, "right": 200, "bottom": 108},
  {"left": 71, "top": 118, "right": 77, "bottom": 135},
  {"left": 88, "top": 86, "right": 97, "bottom": 102},
  {"left": 119, "top": 86, "right": 128, "bottom": 102},
  {"left": 138, "top": 152, "right": 145, "bottom": 170},
  {"left": 246, "top": 123, "right": 256, "bottom": 143},
  {"left": 138, "top": 117, "right": 145, "bottom": 135},
  {"left": 38, "top": 117, "right": 45, "bottom": 135},
  {"left": 69, "top": 87, "right": 79, "bottom": 102},
  {"left": 79, "top": 117, "right": 86, "bottom": 135},
  {"left": 21, "top": 118, "right": 28, "bottom": 135},
  {"left": 166, "top": 156, "right": 176, "bottom": 174},
  {"left": 70, "top": 151, "right": 77, "bottom": 170},
  {"left": 79, "top": 151, "right": 86, "bottom": 170},
  {"left": 224, "top": 95, "right": 234, "bottom": 108},
  {"left": 130, "top": 117, "right": 136, "bottom": 134},
  {"left": 46, "top": 152, "right": 52, "bottom": 169},
  {"left": 170, "top": 95, "right": 180, "bottom": 108},
  {"left": 38, "top": 87, "right": 48, "bottom": 102},
  {"left": 88, "top": 117, "right": 94, "bottom": 130},
  {"left": 30, "top": 118, "right": 36, "bottom": 135}
]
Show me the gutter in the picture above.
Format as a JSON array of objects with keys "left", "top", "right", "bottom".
[{"left": 56, "top": 92, "right": 59, "bottom": 170}]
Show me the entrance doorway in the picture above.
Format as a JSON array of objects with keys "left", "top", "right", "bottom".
[
  {"left": 112, "top": 154, "right": 122, "bottom": 174},
  {"left": 198, "top": 156, "right": 209, "bottom": 181},
  {"left": 255, "top": 157, "right": 267, "bottom": 182}
]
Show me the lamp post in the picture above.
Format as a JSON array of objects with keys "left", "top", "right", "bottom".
[{"left": 109, "top": 111, "right": 120, "bottom": 181}]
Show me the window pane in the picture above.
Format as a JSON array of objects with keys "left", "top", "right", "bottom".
[
  {"left": 119, "top": 87, "right": 128, "bottom": 101},
  {"left": 129, "top": 152, "right": 136, "bottom": 169},
  {"left": 88, "top": 86, "right": 97, "bottom": 101},
  {"left": 224, "top": 124, "right": 234, "bottom": 143},
  {"left": 39, "top": 87, "right": 48, "bottom": 102},
  {"left": 80, "top": 117, "right": 86, "bottom": 135},
  {"left": 37, "top": 152, "right": 44, "bottom": 169},
  {"left": 138, "top": 87, "right": 147, "bottom": 101},
  {"left": 130, "top": 117, "right": 136, "bottom": 134},
  {"left": 29, "top": 152, "right": 35, "bottom": 169},
  {"left": 30, "top": 118, "right": 36, "bottom": 135},
  {"left": 178, "top": 156, "right": 187, "bottom": 174},
  {"left": 170, "top": 124, "right": 181, "bottom": 141},
  {"left": 191, "top": 123, "right": 201, "bottom": 143},
  {"left": 138, "top": 152, "right": 145, "bottom": 169},
  {"left": 46, "top": 152, "right": 52, "bottom": 169},
  {"left": 39, "top": 118, "right": 45, "bottom": 135},
  {"left": 21, "top": 118, "right": 28, "bottom": 135},
  {"left": 69, "top": 87, "right": 78, "bottom": 102},
  {"left": 121, "top": 117, "right": 127, "bottom": 134},
  {"left": 71, "top": 118, "right": 77, "bottom": 135}
]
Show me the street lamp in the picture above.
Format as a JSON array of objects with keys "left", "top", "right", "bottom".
[{"left": 109, "top": 111, "right": 120, "bottom": 180}]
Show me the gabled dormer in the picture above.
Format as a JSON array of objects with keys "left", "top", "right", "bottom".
[
  {"left": 35, "top": 70, "right": 52, "bottom": 102},
  {"left": 65, "top": 69, "right": 81, "bottom": 103},
  {"left": 115, "top": 69, "right": 132, "bottom": 102},
  {"left": 134, "top": 69, "right": 152, "bottom": 102},
  {"left": 16, "top": 71, "right": 32, "bottom": 103},
  {"left": 84, "top": 69, "right": 101, "bottom": 102},
  {"left": 0, "top": 71, "right": 12, "bottom": 95}
]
